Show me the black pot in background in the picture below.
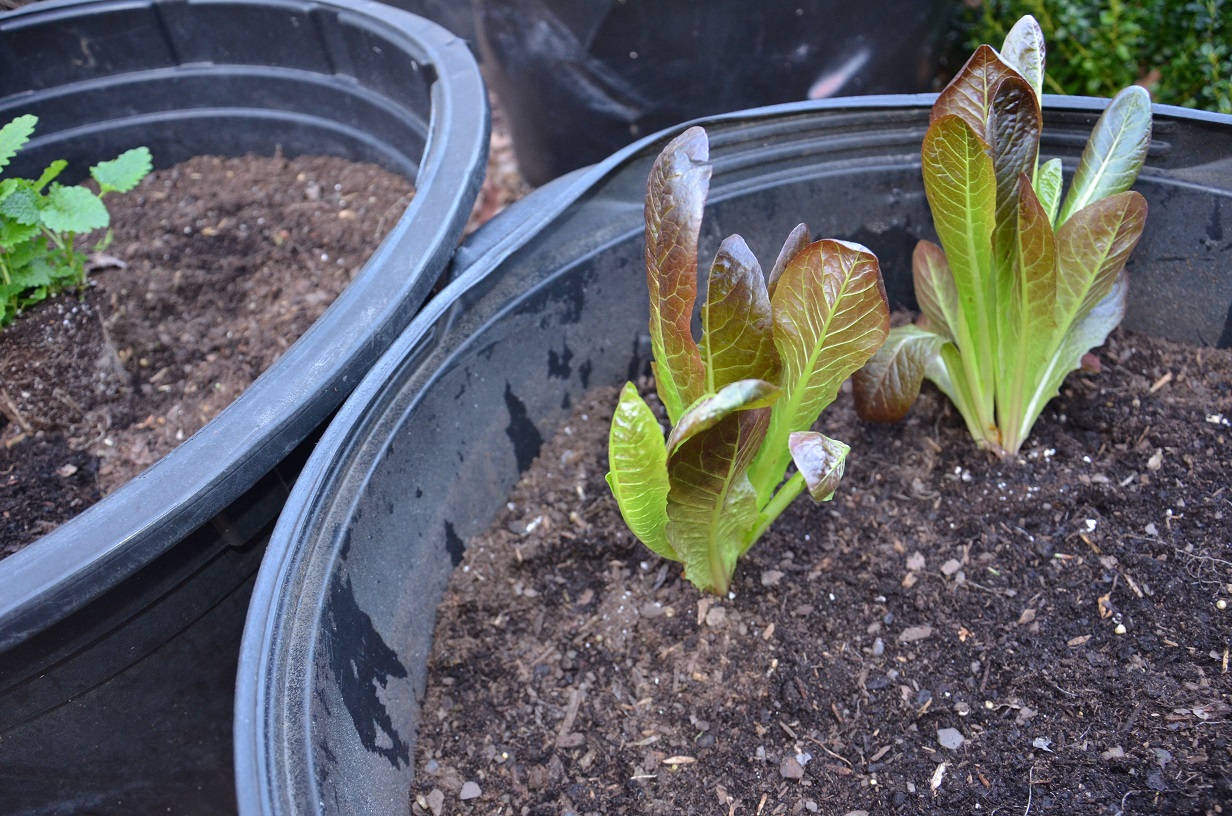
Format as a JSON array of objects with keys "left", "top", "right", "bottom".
[
  {"left": 0, "top": 0, "right": 487, "bottom": 812},
  {"left": 379, "top": 0, "right": 476, "bottom": 51},
  {"left": 475, "top": 0, "right": 955, "bottom": 185},
  {"left": 235, "top": 96, "right": 1232, "bottom": 815}
]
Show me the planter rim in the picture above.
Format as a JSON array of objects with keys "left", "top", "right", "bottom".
[
  {"left": 0, "top": 0, "right": 489, "bottom": 649},
  {"left": 234, "top": 91, "right": 1232, "bottom": 814}
]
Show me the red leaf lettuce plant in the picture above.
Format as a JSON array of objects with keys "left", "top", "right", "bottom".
[
  {"left": 606, "top": 126, "right": 890, "bottom": 595},
  {"left": 852, "top": 16, "right": 1152, "bottom": 457}
]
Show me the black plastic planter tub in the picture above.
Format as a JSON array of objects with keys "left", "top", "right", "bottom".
[
  {"left": 236, "top": 96, "right": 1232, "bottom": 815},
  {"left": 0, "top": 0, "right": 487, "bottom": 812},
  {"left": 475, "top": 0, "right": 954, "bottom": 185}
]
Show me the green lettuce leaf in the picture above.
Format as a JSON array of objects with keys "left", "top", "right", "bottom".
[
  {"left": 749, "top": 239, "right": 888, "bottom": 498},
  {"left": 606, "top": 383, "right": 673, "bottom": 560},
  {"left": 644, "top": 126, "right": 709, "bottom": 422},
  {"left": 852, "top": 324, "right": 948, "bottom": 423},
  {"left": 921, "top": 114, "right": 998, "bottom": 432},
  {"left": 995, "top": 175, "right": 1058, "bottom": 453},
  {"left": 912, "top": 239, "right": 960, "bottom": 341},
  {"left": 1057, "top": 86, "right": 1153, "bottom": 226},
  {"left": 999, "top": 15, "right": 1046, "bottom": 101},
  {"left": 665, "top": 409, "right": 768, "bottom": 595},
  {"left": 701, "top": 235, "right": 780, "bottom": 391},
  {"left": 667, "top": 378, "right": 780, "bottom": 455}
]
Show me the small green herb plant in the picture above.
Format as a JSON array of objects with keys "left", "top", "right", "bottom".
[
  {"left": 0, "top": 114, "right": 152, "bottom": 325},
  {"left": 852, "top": 16, "right": 1152, "bottom": 457},
  {"left": 606, "top": 126, "right": 890, "bottom": 595}
]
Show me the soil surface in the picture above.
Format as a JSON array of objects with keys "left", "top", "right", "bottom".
[
  {"left": 0, "top": 154, "right": 414, "bottom": 554},
  {"left": 413, "top": 329, "right": 1232, "bottom": 815}
]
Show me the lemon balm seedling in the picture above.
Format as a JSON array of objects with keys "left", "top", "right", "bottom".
[{"left": 0, "top": 114, "right": 152, "bottom": 325}]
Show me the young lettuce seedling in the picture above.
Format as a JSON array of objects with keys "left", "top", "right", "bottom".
[
  {"left": 0, "top": 114, "right": 152, "bottom": 325},
  {"left": 606, "top": 126, "right": 890, "bottom": 595},
  {"left": 852, "top": 15, "right": 1152, "bottom": 457}
]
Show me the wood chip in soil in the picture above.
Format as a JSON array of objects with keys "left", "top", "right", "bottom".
[
  {"left": 413, "top": 328, "right": 1231, "bottom": 815},
  {"left": 0, "top": 154, "right": 413, "bottom": 555}
]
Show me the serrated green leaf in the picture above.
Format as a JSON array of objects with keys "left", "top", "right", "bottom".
[
  {"left": 665, "top": 409, "right": 768, "bottom": 595},
  {"left": 1000, "top": 15, "right": 1046, "bottom": 101},
  {"left": 0, "top": 218, "right": 41, "bottom": 252},
  {"left": 852, "top": 323, "right": 948, "bottom": 423},
  {"left": 34, "top": 159, "right": 67, "bottom": 192},
  {"left": 921, "top": 115, "right": 998, "bottom": 431},
  {"left": 645, "top": 126, "right": 709, "bottom": 423},
  {"left": 0, "top": 115, "right": 37, "bottom": 175},
  {"left": 996, "top": 175, "right": 1058, "bottom": 454},
  {"left": 606, "top": 382, "right": 674, "bottom": 561},
  {"left": 766, "top": 223, "right": 810, "bottom": 299},
  {"left": 748, "top": 239, "right": 888, "bottom": 499},
  {"left": 1034, "top": 158, "right": 1063, "bottom": 226},
  {"left": 91, "top": 146, "right": 152, "bottom": 194},
  {"left": 0, "top": 182, "right": 41, "bottom": 225},
  {"left": 1057, "top": 86, "right": 1152, "bottom": 225},
  {"left": 666, "top": 378, "right": 779, "bottom": 455},
  {"left": 701, "top": 234, "right": 779, "bottom": 391},
  {"left": 787, "top": 431, "right": 849, "bottom": 502},
  {"left": 1055, "top": 190, "right": 1147, "bottom": 326},
  {"left": 41, "top": 184, "right": 109, "bottom": 234},
  {"left": 912, "top": 240, "right": 960, "bottom": 341},
  {"left": 932, "top": 45, "right": 1023, "bottom": 141},
  {"left": 11, "top": 257, "right": 54, "bottom": 288},
  {"left": 0, "top": 229, "right": 45, "bottom": 263}
]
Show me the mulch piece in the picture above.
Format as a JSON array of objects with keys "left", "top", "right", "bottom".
[{"left": 413, "top": 328, "right": 1231, "bottom": 816}]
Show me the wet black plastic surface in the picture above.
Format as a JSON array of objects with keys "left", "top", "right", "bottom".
[{"left": 0, "top": 0, "right": 488, "bottom": 812}]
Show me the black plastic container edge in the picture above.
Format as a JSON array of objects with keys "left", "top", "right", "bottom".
[
  {"left": 0, "top": 0, "right": 487, "bottom": 811},
  {"left": 236, "top": 95, "right": 1232, "bottom": 815}
]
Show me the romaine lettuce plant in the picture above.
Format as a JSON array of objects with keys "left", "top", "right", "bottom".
[
  {"left": 606, "top": 126, "right": 890, "bottom": 595},
  {"left": 852, "top": 15, "right": 1152, "bottom": 457},
  {"left": 0, "top": 114, "right": 152, "bottom": 326}
]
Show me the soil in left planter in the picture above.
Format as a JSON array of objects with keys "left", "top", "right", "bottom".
[{"left": 0, "top": 153, "right": 413, "bottom": 553}]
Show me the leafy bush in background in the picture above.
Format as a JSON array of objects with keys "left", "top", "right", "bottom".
[{"left": 960, "top": 0, "right": 1231, "bottom": 113}]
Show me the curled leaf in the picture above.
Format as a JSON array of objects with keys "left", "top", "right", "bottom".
[
  {"left": 667, "top": 378, "right": 780, "bottom": 455},
  {"left": 788, "top": 431, "right": 849, "bottom": 502}
]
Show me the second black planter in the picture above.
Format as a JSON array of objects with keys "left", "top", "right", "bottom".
[
  {"left": 0, "top": 0, "right": 487, "bottom": 812},
  {"left": 235, "top": 96, "right": 1232, "bottom": 815},
  {"left": 475, "top": 0, "right": 955, "bottom": 185}
]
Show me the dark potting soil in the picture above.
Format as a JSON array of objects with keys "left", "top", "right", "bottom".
[
  {"left": 413, "top": 329, "right": 1232, "bottom": 816},
  {"left": 0, "top": 154, "right": 414, "bottom": 555}
]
